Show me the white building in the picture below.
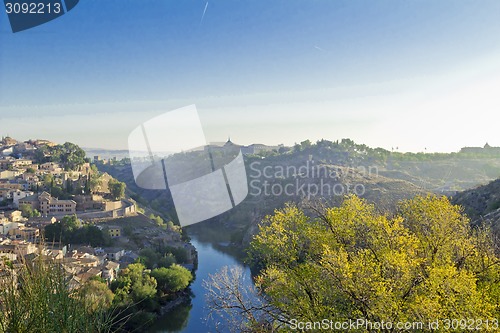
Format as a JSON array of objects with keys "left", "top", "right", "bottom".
[
  {"left": 0, "top": 222, "right": 22, "bottom": 235},
  {"left": 12, "top": 190, "right": 34, "bottom": 208}
]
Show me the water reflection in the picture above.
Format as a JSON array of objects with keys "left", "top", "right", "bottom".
[
  {"left": 148, "top": 235, "right": 251, "bottom": 333},
  {"left": 149, "top": 301, "right": 191, "bottom": 332}
]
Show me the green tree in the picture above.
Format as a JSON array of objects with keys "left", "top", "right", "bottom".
[
  {"left": 45, "top": 215, "right": 84, "bottom": 244},
  {"left": 166, "top": 220, "right": 182, "bottom": 233},
  {"left": 139, "top": 248, "right": 161, "bottom": 269},
  {"left": 85, "top": 225, "right": 109, "bottom": 246},
  {"left": 149, "top": 214, "right": 166, "bottom": 228},
  {"left": 300, "top": 139, "right": 312, "bottom": 150},
  {"left": 111, "top": 263, "right": 158, "bottom": 309},
  {"left": 158, "top": 253, "right": 176, "bottom": 268},
  {"left": 50, "top": 185, "right": 71, "bottom": 199},
  {"left": 34, "top": 145, "right": 49, "bottom": 164},
  {"left": 19, "top": 203, "right": 38, "bottom": 218},
  {"left": 89, "top": 174, "right": 103, "bottom": 193},
  {"left": 90, "top": 164, "right": 99, "bottom": 174},
  {"left": 80, "top": 279, "right": 115, "bottom": 312},
  {"left": 108, "top": 178, "right": 126, "bottom": 200},
  {"left": 162, "top": 246, "right": 189, "bottom": 263},
  {"left": 69, "top": 225, "right": 109, "bottom": 247},
  {"left": 19, "top": 203, "right": 32, "bottom": 218},
  {"left": 131, "top": 275, "right": 158, "bottom": 303},
  {"left": 151, "top": 264, "right": 193, "bottom": 293},
  {"left": 44, "top": 222, "right": 63, "bottom": 243},
  {"left": 61, "top": 142, "right": 87, "bottom": 170},
  {"left": 42, "top": 173, "right": 54, "bottom": 191},
  {"left": 61, "top": 214, "right": 81, "bottom": 232},
  {"left": 65, "top": 179, "right": 73, "bottom": 194}
]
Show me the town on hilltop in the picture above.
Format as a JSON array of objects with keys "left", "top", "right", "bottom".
[
  {"left": 460, "top": 142, "right": 500, "bottom": 155},
  {"left": 204, "top": 137, "right": 286, "bottom": 155},
  {"left": 0, "top": 136, "right": 195, "bottom": 291}
]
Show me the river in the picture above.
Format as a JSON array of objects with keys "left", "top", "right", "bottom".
[{"left": 147, "top": 235, "right": 252, "bottom": 333}]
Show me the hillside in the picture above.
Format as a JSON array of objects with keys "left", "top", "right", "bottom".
[
  {"left": 451, "top": 179, "right": 500, "bottom": 240},
  {"left": 451, "top": 179, "right": 500, "bottom": 218},
  {"left": 98, "top": 139, "right": 500, "bottom": 246}
]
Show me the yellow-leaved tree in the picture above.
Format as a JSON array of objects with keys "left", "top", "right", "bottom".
[{"left": 244, "top": 195, "right": 500, "bottom": 332}]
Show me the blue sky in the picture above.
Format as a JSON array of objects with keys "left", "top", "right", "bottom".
[{"left": 1, "top": 0, "right": 500, "bottom": 151}]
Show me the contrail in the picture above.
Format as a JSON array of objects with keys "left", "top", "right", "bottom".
[
  {"left": 314, "top": 45, "right": 325, "bottom": 51},
  {"left": 201, "top": 2, "right": 209, "bottom": 24}
]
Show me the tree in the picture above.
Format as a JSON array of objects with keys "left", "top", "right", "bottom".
[
  {"left": 139, "top": 248, "right": 161, "bottom": 269},
  {"left": 166, "top": 220, "right": 181, "bottom": 233},
  {"left": 112, "top": 263, "right": 158, "bottom": 304},
  {"left": 43, "top": 173, "right": 54, "bottom": 190},
  {"left": 300, "top": 139, "right": 312, "bottom": 150},
  {"left": 34, "top": 145, "right": 49, "bottom": 164},
  {"left": 131, "top": 275, "right": 157, "bottom": 303},
  {"left": 89, "top": 174, "right": 103, "bottom": 193},
  {"left": 45, "top": 215, "right": 86, "bottom": 244},
  {"left": 90, "top": 164, "right": 99, "bottom": 174},
  {"left": 19, "top": 203, "right": 38, "bottom": 218},
  {"left": 35, "top": 142, "right": 86, "bottom": 170},
  {"left": 245, "top": 195, "right": 500, "bottom": 330},
  {"left": 65, "top": 179, "right": 73, "bottom": 194},
  {"left": 162, "top": 246, "right": 189, "bottom": 263},
  {"left": 108, "top": 179, "right": 126, "bottom": 200},
  {"left": 69, "top": 225, "right": 109, "bottom": 247},
  {"left": 44, "top": 222, "right": 63, "bottom": 243},
  {"left": 84, "top": 225, "right": 108, "bottom": 246},
  {"left": 149, "top": 214, "right": 165, "bottom": 228},
  {"left": 151, "top": 264, "right": 192, "bottom": 293},
  {"left": 81, "top": 279, "right": 115, "bottom": 311},
  {"left": 204, "top": 266, "right": 281, "bottom": 333},
  {"left": 110, "top": 262, "right": 160, "bottom": 328},
  {"left": 158, "top": 253, "right": 176, "bottom": 268},
  {"left": 340, "top": 138, "right": 355, "bottom": 148},
  {"left": 61, "top": 214, "right": 81, "bottom": 232},
  {"left": 50, "top": 185, "right": 71, "bottom": 199},
  {"left": 19, "top": 204, "right": 32, "bottom": 218},
  {"left": 278, "top": 146, "right": 289, "bottom": 154},
  {"left": 61, "top": 142, "right": 87, "bottom": 170}
]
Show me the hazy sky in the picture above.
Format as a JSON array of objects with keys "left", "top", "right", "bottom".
[{"left": 1, "top": 0, "right": 500, "bottom": 152}]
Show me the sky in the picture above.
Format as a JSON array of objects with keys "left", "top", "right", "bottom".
[{"left": 1, "top": 0, "right": 500, "bottom": 152}]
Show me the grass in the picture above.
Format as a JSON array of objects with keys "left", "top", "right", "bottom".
[{"left": 0, "top": 253, "right": 120, "bottom": 333}]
